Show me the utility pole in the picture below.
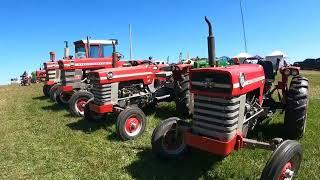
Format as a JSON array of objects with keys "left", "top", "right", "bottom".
[
  {"left": 240, "top": 0, "right": 248, "bottom": 53},
  {"left": 129, "top": 24, "right": 133, "bottom": 59}
]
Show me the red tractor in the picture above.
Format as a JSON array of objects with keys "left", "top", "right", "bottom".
[
  {"left": 84, "top": 56, "right": 192, "bottom": 140},
  {"left": 151, "top": 17, "right": 309, "bottom": 179},
  {"left": 43, "top": 52, "right": 60, "bottom": 97},
  {"left": 49, "top": 38, "right": 128, "bottom": 117},
  {"left": 20, "top": 71, "right": 31, "bottom": 86},
  {"left": 35, "top": 68, "right": 46, "bottom": 83}
]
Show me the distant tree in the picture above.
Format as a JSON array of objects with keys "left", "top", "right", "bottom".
[{"left": 31, "top": 71, "right": 36, "bottom": 79}]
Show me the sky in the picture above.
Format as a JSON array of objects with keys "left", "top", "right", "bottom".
[{"left": 0, "top": 0, "right": 320, "bottom": 85}]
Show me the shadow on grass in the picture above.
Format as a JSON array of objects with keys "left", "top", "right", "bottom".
[
  {"left": 41, "top": 103, "right": 67, "bottom": 112},
  {"left": 143, "top": 103, "right": 186, "bottom": 120},
  {"left": 66, "top": 114, "right": 117, "bottom": 133},
  {"left": 247, "top": 120, "right": 285, "bottom": 141},
  {"left": 125, "top": 148, "right": 223, "bottom": 179},
  {"left": 32, "top": 96, "right": 48, "bottom": 100}
]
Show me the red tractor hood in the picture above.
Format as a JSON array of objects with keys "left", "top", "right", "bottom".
[
  {"left": 44, "top": 61, "right": 59, "bottom": 70},
  {"left": 89, "top": 64, "right": 162, "bottom": 85},
  {"left": 190, "top": 64, "right": 265, "bottom": 98},
  {"left": 58, "top": 57, "right": 124, "bottom": 70}
]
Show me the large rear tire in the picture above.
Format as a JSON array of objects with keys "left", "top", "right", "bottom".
[
  {"left": 261, "top": 140, "right": 303, "bottom": 180},
  {"left": 116, "top": 106, "right": 146, "bottom": 141},
  {"left": 151, "top": 117, "right": 187, "bottom": 159},
  {"left": 69, "top": 90, "right": 93, "bottom": 117},
  {"left": 284, "top": 76, "right": 309, "bottom": 139},
  {"left": 175, "top": 73, "right": 193, "bottom": 116}
]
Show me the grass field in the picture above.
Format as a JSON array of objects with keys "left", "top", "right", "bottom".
[{"left": 1, "top": 70, "right": 320, "bottom": 180}]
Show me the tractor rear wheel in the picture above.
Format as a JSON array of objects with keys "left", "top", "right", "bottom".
[
  {"left": 151, "top": 117, "right": 187, "bottom": 159},
  {"left": 175, "top": 73, "right": 193, "bottom": 116},
  {"left": 284, "top": 76, "right": 309, "bottom": 139},
  {"left": 43, "top": 85, "right": 51, "bottom": 97},
  {"left": 116, "top": 106, "right": 146, "bottom": 141},
  {"left": 69, "top": 90, "right": 93, "bottom": 117},
  {"left": 49, "top": 84, "right": 60, "bottom": 101},
  {"left": 260, "top": 140, "right": 302, "bottom": 180}
]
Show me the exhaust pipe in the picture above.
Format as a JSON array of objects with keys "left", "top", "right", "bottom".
[
  {"left": 86, "top": 36, "right": 91, "bottom": 58},
  {"left": 50, "top": 52, "right": 55, "bottom": 62},
  {"left": 205, "top": 16, "right": 215, "bottom": 67},
  {"left": 64, "top": 41, "right": 69, "bottom": 59},
  {"left": 112, "top": 41, "right": 117, "bottom": 68}
]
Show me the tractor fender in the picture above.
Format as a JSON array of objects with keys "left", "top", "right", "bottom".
[{"left": 172, "top": 64, "right": 191, "bottom": 82}]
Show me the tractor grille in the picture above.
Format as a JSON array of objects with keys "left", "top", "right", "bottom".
[
  {"left": 192, "top": 94, "right": 240, "bottom": 141},
  {"left": 91, "top": 83, "right": 112, "bottom": 105},
  {"left": 191, "top": 72, "right": 231, "bottom": 94},
  {"left": 46, "top": 70, "right": 56, "bottom": 81},
  {"left": 61, "top": 70, "right": 82, "bottom": 86}
]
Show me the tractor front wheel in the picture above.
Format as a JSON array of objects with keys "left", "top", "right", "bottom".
[
  {"left": 284, "top": 76, "right": 309, "bottom": 139},
  {"left": 56, "top": 91, "right": 72, "bottom": 105},
  {"left": 69, "top": 90, "right": 93, "bottom": 117},
  {"left": 43, "top": 85, "right": 51, "bottom": 97},
  {"left": 49, "top": 84, "right": 60, "bottom": 101},
  {"left": 260, "top": 140, "right": 303, "bottom": 180},
  {"left": 116, "top": 106, "right": 146, "bottom": 141},
  {"left": 151, "top": 117, "right": 187, "bottom": 159}
]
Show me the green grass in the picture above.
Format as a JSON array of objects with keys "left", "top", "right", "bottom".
[{"left": 0, "top": 70, "right": 320, "bottom": 179}]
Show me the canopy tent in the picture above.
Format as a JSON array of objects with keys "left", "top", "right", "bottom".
[
  {"left": 234, "top": 52, "right": 252, "bottom": 58},
  {"left": 269, "top": 50, "right": 287, "bottom": 57}
]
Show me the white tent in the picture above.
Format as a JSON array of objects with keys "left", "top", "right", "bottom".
[
  {"left": 266, "top": 50, "right": 288, "bottom": 69},
  {"left": 234, "top": 52, "right": 252, "bottom": 64},
  {"left": 269, "top": 50, "right": 287, "bottom": 57},
  {"left": 234, "top": 52, "right": 252, "bottom": 58}
]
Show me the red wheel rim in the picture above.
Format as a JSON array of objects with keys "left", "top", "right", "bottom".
[
  {"left": 124, "top": 116, "right": 142, "bottom": 136},
  {"left": 76, "top": 98, "right": 87, "bottom": 114},
  {"left": 279, "top": 162, "right": 294, "bottom": 180}
]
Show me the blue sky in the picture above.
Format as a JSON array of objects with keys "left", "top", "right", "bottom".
[{"left": 0, "top": 0, "right": 319, "bottom": 84}]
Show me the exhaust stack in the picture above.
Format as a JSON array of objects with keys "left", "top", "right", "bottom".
[
  {"left": 205, "top": 16, "right": 215, "bottom": 67},
  {"left": 112, "top": 41, "right": 117, "bottom": 68},
  {"left": 64, "top": 41, "right": 69, "bottom": 59},
  {"left": 50, "top": 52, "right": 55, "bottom": 62},
  {"left": 86, "top": 36, "right": 91, "bottom": 58}
]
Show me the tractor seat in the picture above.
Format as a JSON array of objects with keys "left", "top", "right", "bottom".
[{"left": 258, "top": 60, "right": 275, "bottom": 82}]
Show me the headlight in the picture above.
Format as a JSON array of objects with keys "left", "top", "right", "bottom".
[
  {"left": 107, "top": 72, "right": 113, "bottom": 79},
  {"left": 239, "top": 73, "right": 246, "bottom": 88},
  {"left": 284, "top": 69, "right": 291, "bottom": 76},
  {"left": 291, "top": 69, "right": 298, "bottom": 76}
]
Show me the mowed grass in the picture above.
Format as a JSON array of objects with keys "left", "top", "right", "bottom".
[{"left": 0, "top": 70, "right": 320, "bottom": 180}]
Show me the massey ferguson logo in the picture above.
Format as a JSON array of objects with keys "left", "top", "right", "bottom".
[{"left": 204, "top": 78, "right": 215, "bottom": 88}]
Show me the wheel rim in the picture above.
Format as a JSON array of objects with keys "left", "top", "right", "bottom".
[
  {"left": 162, "top": 123, "right": 185, "bottom": 154},
  {"left": 75, "top": 98, "right": 88, "bottom": 115},
  {"left": 124, "top": 116, "right": 142, "bottom": 137},
  {"left": 279, "top": 162, "right": 294, "bottom": 180}
]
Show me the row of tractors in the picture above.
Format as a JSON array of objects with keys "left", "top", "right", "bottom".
[
  {"left": 19, "top": 68, "right": 46, "bottom": 86},
  {"left": 39, "top": 17, "right": 309, "bottom": 179}
]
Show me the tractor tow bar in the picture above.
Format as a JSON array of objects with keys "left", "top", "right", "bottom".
[{"left": 243, "top": 138, "right": 283, "bottom": 150}]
